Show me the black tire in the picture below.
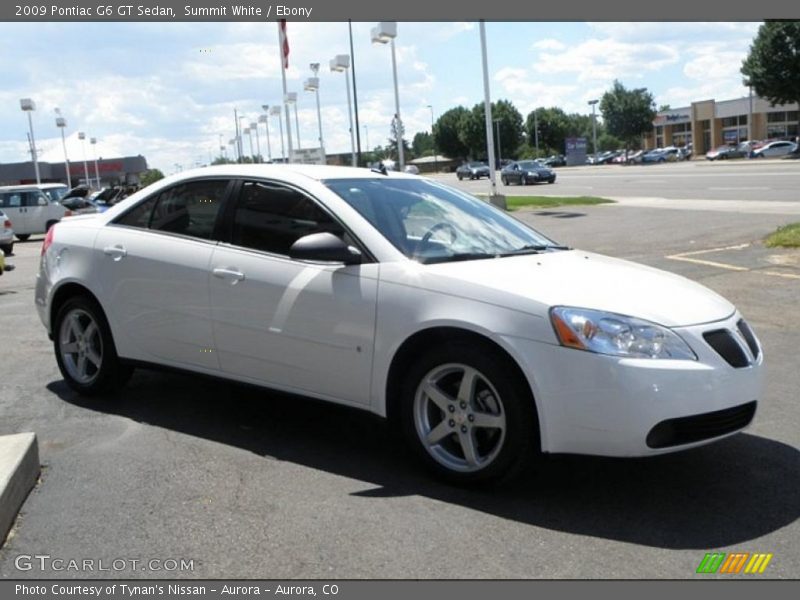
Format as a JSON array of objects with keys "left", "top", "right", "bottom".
[
  {"left": 16, "top": 234, "right": 30, "bottom": 242},
  {"left": 501, "top": 176, "right": 508, "bottom": 186},
  {"left": 1, "top": 244, "right": 12, "bottom": 256},
  {"left": 457, "top": 173, "right": 463, "bottom": 181},
  {"left": 399, "top": 340, "right": 539, "bottom": 485},
  {"left": 53, "top": 295, "right": 133, "bottom": 396},
  {"left": 520, "top": 174, "right": 528, "bottom": 185},
  {"left": 548, "top": 178, "right": 556, "bottom": 184},
  {"left": 46, "top": 220, "right": 59, "bottom": 231}
]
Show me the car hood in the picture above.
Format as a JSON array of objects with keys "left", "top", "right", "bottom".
[{"left": 385, "top": 250, "right": 734, "bottom": 328}]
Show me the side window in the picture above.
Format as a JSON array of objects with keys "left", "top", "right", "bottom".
[
  {"left": 116, "top": 195, "right": 159, "bottom": 228},
  {"left": 231, "top": 181, "right": 345, "bottom": 256},
  {"left": 23, "top": 192, "right": 47, "bottom": 207},
  {"left": 0, "top": 193, "right": 22, "bottom": 208},
  {"left": 116, "top": 180, "right": 228, "bottom": 239}
]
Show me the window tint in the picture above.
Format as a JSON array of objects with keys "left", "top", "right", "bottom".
[
  {"left": 116, "top": 194, "right": 159, "bottom": 228},
  {"left": 0, "top": 193, "right": 22, "bottom": 208},
  {"left": 116, "top": 180, "right": 227, "bottom": 239},
  {"left": 25, "top": 192, "right": 48, "bottom": 207},
  {"left": 231, "top": 181, "right": 345, "bottom": 255}
]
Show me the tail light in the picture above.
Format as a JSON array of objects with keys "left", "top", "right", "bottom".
[
  {"left": 42, "top": 226, "right": 55, "bottom": 256},
  {"left": 3, "top": 219, "right": 10, "bottom": 229}
]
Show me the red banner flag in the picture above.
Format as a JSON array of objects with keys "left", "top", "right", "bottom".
[{"left": 279, "top": 19, "right": 289, "bottom": 69}]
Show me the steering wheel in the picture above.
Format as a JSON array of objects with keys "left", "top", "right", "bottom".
[{"left": 414, "top": 222, "right": 458, "bottom": 258}]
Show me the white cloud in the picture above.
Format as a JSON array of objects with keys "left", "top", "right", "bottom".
[
  {"left": 533, "top": 38, "right": 680, "bottom": 83},
  {"left": 531, "top": 39, "right": 566, "bottom": 51}
]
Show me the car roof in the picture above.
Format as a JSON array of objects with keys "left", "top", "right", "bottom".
[
  {"left": 0, "top": 183, "right": 67, "bottom": 191},
  {"left": 172, "top": 164, "right": 419, "bottom": 182}
]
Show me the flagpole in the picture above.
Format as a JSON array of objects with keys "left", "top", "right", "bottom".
[{"left": 278, "top": 20, "right": 294, "bottom": 162}]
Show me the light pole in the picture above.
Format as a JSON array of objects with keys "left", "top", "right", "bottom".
[
  {"left": 363, "top": 125, "right": 369, "bottom": 152},
  {"left": 90, "top": 137, "right": 100, "bottom": 188},
  {"left": 237, "top": 115, "right": 248, "bottom": 162},
  {"left": 330, "top": 54, "right": 356, "bottom": 167},
  {"left": 250, "top": 121, "right": 261, "bottom": 162},
  {"left": 269, "top": 105, "right": 286, "bottom": 163},
  {"left": 77, "top": 132, "right": 90, "bottom": 187},
  {"left": 259, "top": 111, "right": 272, "bottom": 162},
  {"left": 228, "top": 138, "right": 236, "bottom": 161},
  {"left": 285, "top": 92, "right": 301, "bottom": 151},
  {"left": 54, "top": 108, "right": 72, "bottom": 188},
  {"left": 244, "top": 126, "right": 255, "bottom": 160},
  {"left": 371, "top": 22, "right": 404, "bottom": 170},
  {"left": 588, "top": 99, "right": 599, "bottom": 164},
  {"left": 304, "top": 63, "right": 325, "bottom": 162},
  {"left": 218, "top": 133, "right": 225, "bottom": 160},
  {"left": 20, "top": 98, "right": 41, "bottom": 185},
  {"left": 494, "top": 118, "right": 502, "bottom": 169},
  {"left": 427, "top": 104, "right": 438, "bottom": 173},
  {"left": 478, "top": 21, "right": 501, "bottom": 207}
]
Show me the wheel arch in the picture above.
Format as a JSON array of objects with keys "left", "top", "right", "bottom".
[
  {"left": 384, "top": 326, "right": 541, "bottom": 447},
  {"left": 50, "top": 281, "right": 106, "bottom": 337}
]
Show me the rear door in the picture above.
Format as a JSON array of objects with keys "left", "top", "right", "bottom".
[
  {"left": 23, "top": 190, "right": 51, "bottom": 233},
  {"left": 94, "top": 178, "right": 233, "bottom": 371}
]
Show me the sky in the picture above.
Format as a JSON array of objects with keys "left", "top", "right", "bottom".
[{"left": 0, "top": 21, "right": 761, "bottom": 174}]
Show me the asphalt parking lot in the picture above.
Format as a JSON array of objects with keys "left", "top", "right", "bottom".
[{"left": 0, "top": 162, "right": 798, "bottom": 579}]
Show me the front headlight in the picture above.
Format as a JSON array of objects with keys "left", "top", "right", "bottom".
[{"left": 550, "top": 307, "right": 697, "bottom": 360}]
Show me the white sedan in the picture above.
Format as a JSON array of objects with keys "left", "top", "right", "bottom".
[{"left": 35, "top": 165, "right": 763, "bottom": 483}]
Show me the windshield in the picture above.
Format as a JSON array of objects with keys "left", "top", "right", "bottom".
[
  {"left": 324, "top": 178, "right": 562, "bottom": 264},
  {"left": 43, "top": 187, "right": 68, "bottom": 202},
  {"left": 517, "top": 161, "right": 541, "bottom": 170}
]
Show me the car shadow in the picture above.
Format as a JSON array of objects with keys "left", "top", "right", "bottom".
[
  {"left": 532, "top": 211, "right": 586, "bottom": 219},
  {"left": 49, "top": 370, "right": 799, "bottom": 550}
]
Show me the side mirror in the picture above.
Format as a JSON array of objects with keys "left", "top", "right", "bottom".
[{"left": 289, "top": 232, "right": 362, "bottom": 265}]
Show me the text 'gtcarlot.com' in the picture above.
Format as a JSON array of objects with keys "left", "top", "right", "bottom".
[{"left": 13, "top": 554, "right": 195, "bottom": 572}]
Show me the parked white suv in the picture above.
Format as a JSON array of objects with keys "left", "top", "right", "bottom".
[{"left": 0, "top": 185, "right": 72, "bottom": 241}]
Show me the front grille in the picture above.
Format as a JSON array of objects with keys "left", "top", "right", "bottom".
[
  {"left": 703, "top": 329, "right": 750, "bottom": 368},
  {"left": 646, "top": 401, "right": 757, "bottom": 448},
  {"left": 737, "top": 319, "right": 760, "bottom": 360}
]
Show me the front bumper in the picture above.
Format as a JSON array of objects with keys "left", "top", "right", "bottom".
[{"left": 503, "top": 311, "right": 764, "bottom": 456}]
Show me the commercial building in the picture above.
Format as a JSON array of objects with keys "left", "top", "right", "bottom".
[
  {"left": 0, "top": 155, "right": 148, "bottom": 187},
  {"left": 645, "top": 95, "right": 799, "bottom": 155}
]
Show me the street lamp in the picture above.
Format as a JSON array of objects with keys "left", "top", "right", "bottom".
[
  {"left": 250, "top": 121, "right": 261, "bottom": 162},
  {"left": 304, "top": 63, "right": 326, "bottom": 161},
  {"left": 371, "top": 22, "right": 404, "bottom": 170},
  {"left": 285, "top": 92, "right": 301, "bottom": 152},
  {"left": 259, "top": 111, "right": 272, "bottom": 162},
  {"left": 588, "top": 99, "right": 599, "bottom": 164},
  {"left": 90, "top": 137, "right": 100, "bottom": 188},
  {"left": 427, "top": 104, "right": 438, "bottom": 173},
  {"left": 20, "top": 98, "right": 41, "bottom": 185},
  {"left": 244, "top": 126, "right": 255, "bottom": 160},
  {"left": 54, "top": 108, "right": 72, "bottom": 188},
  {"left": 363, "top": 125, "right": 369, "bottom": 152},
  {"left": 77, "top": 132, "right": 90, "bottom": 187},
  {"left": 330, "top": 54, "right": 356, "bottom": 167},
  {"left": 269, "top": 105, "right": 286, "bottom": 163}
]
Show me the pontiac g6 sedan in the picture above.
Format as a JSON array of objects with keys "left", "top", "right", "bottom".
[{"left": 36, "top": 165, "right": 763, "bottom": 483}]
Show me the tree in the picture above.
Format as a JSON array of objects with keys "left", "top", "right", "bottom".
[
  {"left": 139, "top": 168, "right": 164, "bottom": 188},
  {"left": 412, "top": 131, "right": 434, "bottom": 157},
  {"left": 741, "top": 20, "right": 800, "bottom": 149},
  {"left": 433, "top": 106, "right": 470, "bottom": 159},
  {"left": 599, "top": 81, "right": 656, "bottom": 153},
  {"left": 458, "top": 99, "right": 524, "bottom": 160},
  {"left": 526, "top": 107, "right": 570, "bottom": 155}
]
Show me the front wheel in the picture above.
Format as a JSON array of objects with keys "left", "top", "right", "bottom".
[
  {"left": 400, "top": 341, "right": 539, "bottom": 484},
  {"left": 54, "top": 295, "right": 132, "bottom": 395},
  {"left": 501, "top": 176, "right": 508, "bottom": 185},
  {"left": 457, "top": 173, "right": 463, "bottom": 181},
  {"left": 520, "top": 174, "right": 528, "bottom": 185},
  {"left": 16, "top": 234, "right": 30, "bottom": 242}
]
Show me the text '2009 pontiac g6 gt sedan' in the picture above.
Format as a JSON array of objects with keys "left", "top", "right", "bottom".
[{"left": 36, "top": 165, "right": 763, "bottom": 484}]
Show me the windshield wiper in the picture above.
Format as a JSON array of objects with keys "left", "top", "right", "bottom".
[
  {"left": 422, "top": 252, "right": 498, "bottom": 264},
  {"left": 499, "top": 244, "right": 570, "bottom": 256}
]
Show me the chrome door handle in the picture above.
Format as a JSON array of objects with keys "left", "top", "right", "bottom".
[
  {"left": 103, "top": 245, "right": 127, "bottom": 260},
  {"left": 212, "top": 267, "right": 245, "bottom": 282}
]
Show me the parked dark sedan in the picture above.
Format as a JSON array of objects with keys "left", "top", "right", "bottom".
[
  {"left": 542, "top": 154, "right": 566, "bottom": 167},
  {"left": 501, "top": 160, "right": 556, "bottom": 185},
  {"left": 456, "top": 161, "right": 490, "bottom": 180}
]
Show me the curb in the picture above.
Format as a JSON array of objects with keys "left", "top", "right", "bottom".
[{"left": 0, "top": 433, "right": 40, "bottom": 548}]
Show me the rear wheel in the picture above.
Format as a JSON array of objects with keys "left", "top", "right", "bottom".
[
  {"left": 54, "top": 295, "right": 132, "bottom": 396},
  {"left": 16, "top": 234, "right": 30, "bottom": 242},
  {"left": 520, "top": 174, "right": 528, "bottom": 185},
  {"left": 457, "top": 173, "right": 463, "bottom": 181},
  {"left": 46, "top": 220, "right": 59, "bottom": 231},
  {"left": 400, "top": 341, "right": 539, "bottom": 484},
  {"left": 501, "top": 176, "right": 508, "bottom": 185}
]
